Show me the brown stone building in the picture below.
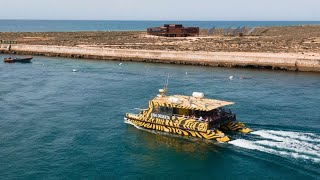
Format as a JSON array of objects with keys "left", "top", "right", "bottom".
[{"left": 147, "top": 24, "right": 199, "bottom": 37}]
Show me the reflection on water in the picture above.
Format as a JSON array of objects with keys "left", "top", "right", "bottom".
[{"left": 126, "top": 124, "right": 225, "bottom": 158}]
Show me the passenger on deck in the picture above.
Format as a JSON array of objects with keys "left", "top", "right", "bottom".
[
  {"left": 183, "top": 114, "right": 189, "bottom": 119},
  {"left": 199, "top": 116, "right": 203, "bottom": 121},
  {"left": 204, "top": 117, "right": 209, "bottom": 122},
  {"left": 209, "top": 117, "right": 213, "bottom": 122},
  {"left": 217, "top": 108, "right": 222, "bottom": 116},
  {"left": 172, "top": 114, "right": 178, "bottom": 120}
]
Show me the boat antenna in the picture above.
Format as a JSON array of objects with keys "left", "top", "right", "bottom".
[
  {"left": 164, "top": 74, "right": 169, "bottom": 91},
  {"left": 158, "top": 74, "right": 169, "bottom": 97}
]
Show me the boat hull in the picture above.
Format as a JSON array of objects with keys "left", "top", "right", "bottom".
[
  {"left": 4, "top": 57, "right": 33, "bottom": 63},
  {"left": 124, "top": 116, "right": 230, "bottom": 142}
]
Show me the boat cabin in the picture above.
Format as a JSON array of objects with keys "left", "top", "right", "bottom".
[{"left": 148, "top": 92, "right": 236, "bottom": 129}]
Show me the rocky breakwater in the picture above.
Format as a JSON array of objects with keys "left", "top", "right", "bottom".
[{"left": 3, "top": 44, "right": 320, "bottom": 72}]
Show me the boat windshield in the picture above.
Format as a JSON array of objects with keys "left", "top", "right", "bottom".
[
  {"left": 152, "top": 104, "right": 173, "bottom": 115},
  {"left": 172, "top": 107, "right": 234, "bottom": 122},
  {"left": 150, "top": 105, "right": 235, "bottom": 126}
]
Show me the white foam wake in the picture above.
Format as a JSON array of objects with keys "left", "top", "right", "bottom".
[
  {"left": 229, "top": 130, "right": 320, "bottom": 163},
  {"left": 251, "top": 130, "right": 320, "bottom": 143}
]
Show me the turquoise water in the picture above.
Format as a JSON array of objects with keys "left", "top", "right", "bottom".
[
  {"left": 0, "top": 20, "right": 320, "bottom": 32},
  {"left": 0, "top": 55, "right": 319, "bottom": 179}
]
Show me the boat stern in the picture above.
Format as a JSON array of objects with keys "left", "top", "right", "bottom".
[
  {"left": 213, "top": 129, "right": 230, "bottom": 142},
  {"left": 216, "top": 136, "right": 230, "bottom": 142},
  {"left": 239, "top": 127, "right": 251, "bottom": 133},
  {"left": 221, "top": 121, "right": 251, "bottom": 133}
]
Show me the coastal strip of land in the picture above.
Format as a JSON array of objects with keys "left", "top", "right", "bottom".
[
  {"left": 1, "top": 44, "right": 319, "bottom": 72},
  {"left": 1, "top": 26, "right": 320, "bottom": 72}
]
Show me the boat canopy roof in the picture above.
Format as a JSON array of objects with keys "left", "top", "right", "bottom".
[{"left": 152, "top": 95, "right": 234, "bottom": 111}]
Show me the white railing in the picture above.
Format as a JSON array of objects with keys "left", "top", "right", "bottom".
[{"left": 171, "top": 114, "right": 210, "bottom": 122}]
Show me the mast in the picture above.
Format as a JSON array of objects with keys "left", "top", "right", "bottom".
[{"left": 158, "top": 74, "right": 169, "bottom": 97}]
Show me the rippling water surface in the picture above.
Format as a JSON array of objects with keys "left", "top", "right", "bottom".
[{"left": 0, "top": 55, "right": 319, "bottom": 179}]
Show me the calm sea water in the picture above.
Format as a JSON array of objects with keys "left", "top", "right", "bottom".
[
  {"left": 0, "top": 20, "right": 320, "bottom": 32},
  {"left": 0, "top": 55, "right": 319, "bottom": 179}
]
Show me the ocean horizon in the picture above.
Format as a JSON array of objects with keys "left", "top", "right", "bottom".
[{"left": 0, "top": 20, "right": 320, "bottom": 32}]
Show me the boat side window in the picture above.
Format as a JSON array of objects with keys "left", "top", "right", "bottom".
[
  {"left": 172, "top": 108, "right": 189, "bottom": 117},
  {"left": 160, "top": 106, "right": 173, "bottom": 116},
  {"left": 152, "top": 105, "right": 172, "bottom": 116},
  {"left": 152, "top": 104, "right": 160, "bottom": 113},
  {"left": 172, "top": 108, "right": 178, "bottom": 115}
]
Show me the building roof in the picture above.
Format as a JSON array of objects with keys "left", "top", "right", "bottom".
[{"left": 151, "top": 95, "right": 234, "bottom": 111}]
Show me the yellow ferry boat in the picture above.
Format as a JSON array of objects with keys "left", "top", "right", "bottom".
[{"left": 125, "top": 86, "right": 250, "bottom": 143}]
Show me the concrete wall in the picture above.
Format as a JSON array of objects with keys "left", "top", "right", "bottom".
[
  {"left": 0, "top": 44, "right": 10, "bottom": 51},
  {"left": 3, "top": 44, "right": 320, "bottom": 72}
]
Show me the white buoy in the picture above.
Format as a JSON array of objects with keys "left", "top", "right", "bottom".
[
  {"left": 186, "top": 72, "right": 188, "bottom": 75},
  {"left": 229, "top": 76, "right": 234, "bottom": 80},
  {"left": 119, "top": 63, "right": 122, "bottom": 66},
  {"left": 73, "top": 69, "right": 77, "bottom": 72}
]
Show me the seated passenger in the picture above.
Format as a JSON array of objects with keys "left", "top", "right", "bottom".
[
  {"left": 172, "top": 114, "right": 178, "bottom": 120},
  {"left": 199, "top": 116, "right": 203, "bottom": 121},
  {"left": 204, "top": 117, "right": 209, "bottom": 122}
]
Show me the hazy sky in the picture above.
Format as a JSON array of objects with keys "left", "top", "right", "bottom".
[{"left": 1, "top": 0, "right": 320, "bottom": 21}]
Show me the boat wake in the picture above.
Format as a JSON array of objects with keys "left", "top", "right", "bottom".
[
  {"left": 229, "top": 130, "right": 320, "bottom": 163},
  {"left": 125, "top": 119, "right": 320, "bottom": 162}
]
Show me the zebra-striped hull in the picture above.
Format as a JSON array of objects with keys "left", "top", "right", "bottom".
[{"left": 124, "top": 117, "right": 230, "bottom": 142}]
